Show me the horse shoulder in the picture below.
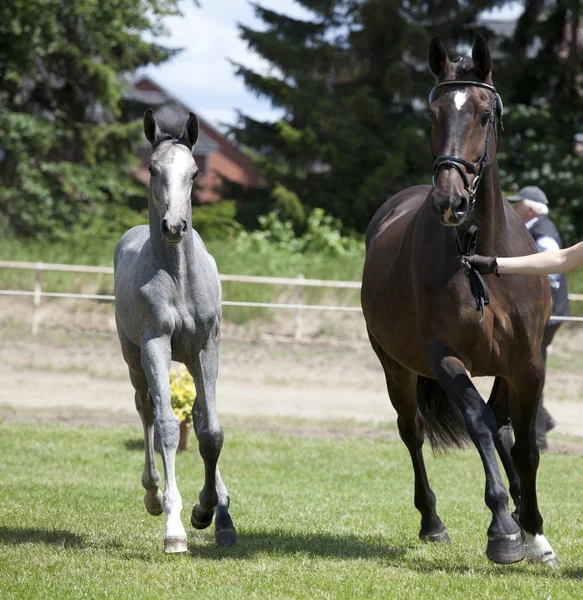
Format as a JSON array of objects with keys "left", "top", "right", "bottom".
[
  {"left": 114, "top": 226, "right": 149, "bottom": 269},
  {"left": 366, "top": 185, "right": 431, "bottom": 249}
]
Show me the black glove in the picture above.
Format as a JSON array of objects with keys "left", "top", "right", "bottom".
[{"left": 462, "top": 254, "right": 499, "bottom": 276}]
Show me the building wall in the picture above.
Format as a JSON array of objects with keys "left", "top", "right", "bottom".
[{"left": 197, "top": 151, "right": 254, "bottom": 203}]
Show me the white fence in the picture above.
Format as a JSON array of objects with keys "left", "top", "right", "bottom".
[{"left": 1, "top": 260, "right": 582, "bottom": 338}]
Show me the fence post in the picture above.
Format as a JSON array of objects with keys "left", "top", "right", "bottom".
[
  {"left": 294, "top": 274, "right": 304, "bottom": 342},
  {"left": 31, "top": 261, "right": 43, "bottom": 335}
]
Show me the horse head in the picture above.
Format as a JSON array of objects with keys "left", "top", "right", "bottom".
[
  {"left": 427, "top": 35, "right": 502, "bottom": 226},
  {"left": 143, "top": 109, "right": 200, "bottom": 244}
]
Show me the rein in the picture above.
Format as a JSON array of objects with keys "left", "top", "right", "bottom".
[
  {"left": 430, "top": 80, "right": 503, "bottom": 211},
  {"left": 455, "top": 225, "right": 490, "bottom": 322}
]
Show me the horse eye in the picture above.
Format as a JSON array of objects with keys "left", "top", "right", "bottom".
[
  {"left": 148, "top": 166, "right": 157, "bottom": 177},
  {"left": 192, "top": 169, "right": 199, "bottom": 181},
  {"left": 480, "top": 112, "right": 492, "bottom": 127}
]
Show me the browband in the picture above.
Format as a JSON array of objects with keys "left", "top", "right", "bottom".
[{"left": 428, "top": 80, "right": 504, "bottom": 119}]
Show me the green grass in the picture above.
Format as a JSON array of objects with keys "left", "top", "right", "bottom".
[{"left": 1, "top": 423, "right": 582, "bottom": 599}]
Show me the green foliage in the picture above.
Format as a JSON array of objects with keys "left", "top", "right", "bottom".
[
  {"left": 169, "top": 365, "right": 196, "bottom": 424},
  {"left": 192, "top": 200, "right": 242, "bottom": 241},
  {"left": 271, "top": 183, "right": 306, "bottom": 231},
  {"left": 499, "top": 100, "right": 583, "bottom": 245},
  {"left": 0, "top": 0, "right": 192, "bottom": 238},
  {"left": 234, "top": 208, "right": 364, "bottom": 257}
]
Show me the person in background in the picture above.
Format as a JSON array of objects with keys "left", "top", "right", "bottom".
[{"left": 465, "top": 186, "right": 570, "bottom": 450}]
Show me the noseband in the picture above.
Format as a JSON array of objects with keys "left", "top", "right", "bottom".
[{"left": 429, "top": 81, "right": 503, "bottom": 209}]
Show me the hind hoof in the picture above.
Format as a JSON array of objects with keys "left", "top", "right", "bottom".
[
  {"left": 486, "top": 533, "right": 526, "bottom": 564},
  {"left": 191, "top": 504, "right": 214, "bottom": 530},
  {"left": 420, "top": 527, "right": 450, "bottom": 544},
  {"left": 536, "top": 554, "right": 559, "bottom": 568},
  {"left": 525, "top": 533, "right": 558, "bottom": 567},
  {"left": 164, "top": 536, "right": 188, "bottom": 553},
  {"left": 215, "top": 527, "right": 237, "bottom": 547},
  {"left": 144, "top": 491, "right": 163, "bottom": 516}
]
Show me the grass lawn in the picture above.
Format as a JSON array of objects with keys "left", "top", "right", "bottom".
[{"left": 0, "top": 423, "right": 582, "bottom": 599}]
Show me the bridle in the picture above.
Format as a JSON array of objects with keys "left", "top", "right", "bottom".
[{"left": 429, "top": 80, "right": 504, "bottom": 210}]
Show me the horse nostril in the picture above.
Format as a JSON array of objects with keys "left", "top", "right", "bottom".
[
  {"left": 180, "top": 219, "right": 187, "bottom": 236},
  {"left": 161, "top": 218, "right": 170, "bottom": 235}
]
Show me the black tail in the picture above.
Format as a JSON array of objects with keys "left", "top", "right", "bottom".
[{"left": 416, "top": 376, "right": 471, "bottom": 452}]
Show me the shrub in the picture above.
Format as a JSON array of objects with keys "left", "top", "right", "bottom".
[{"left": 232, "top": 208, "right": 365, "bottom": 257}]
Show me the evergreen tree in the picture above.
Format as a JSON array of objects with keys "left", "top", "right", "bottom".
[
  {"left": 0, "top": 0, "right": 195, "bottom": 238},
  {"left": 230, "top": 0, "right": 504, "bottom": 232},
  {"left": 495, "top": 0, "right": 583, "bottom": 243}
]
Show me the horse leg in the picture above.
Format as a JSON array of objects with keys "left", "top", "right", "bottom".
[
  {"left": 141, "top": 333, "right": 187, "bottom": 553},
  {"left": 487, "top": 377, "right": 521, "bottom": 517},
  {"left": 118, "top": 328, "right": 164, "bottom": 517},
  {"left": 187, "top": 335, "right": 236, "bottom": 547},
  {"left": 369, "top": 334, "right": 448, "bottom": 543},
  {"left": 431, "top": 353, "right": 524, "bottom": 564},
  {"left": 508, "top": 364, "right": 558, "bottom": 567},
  {"left": 129, "top": 367, "right": 163, "bottom": 516}
]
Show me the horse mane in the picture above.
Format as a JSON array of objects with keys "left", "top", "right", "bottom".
[
  {"left": 449, "top": 56, "right": 494, "bottom": 85},
  {"left": 155, "top": 108, "right": 190, "bottom": 142}
]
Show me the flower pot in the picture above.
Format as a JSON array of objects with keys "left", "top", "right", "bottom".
[{"left": 178, "top": 420, "right": 190, "bottom": 451}]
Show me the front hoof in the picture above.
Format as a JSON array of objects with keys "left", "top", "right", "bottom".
[
  {"left": 191, "top": 504, "right": 214, "bottom": 530},
  {"left": 419, "top": 527, "right": 450, "bottom": 544},
  {"left": 486, "top": 533, "right": 526, "bottom": 564},
  {"left": 164, "top": 536, "right": 188, "bottom": 553},
  {"left": 144, "top": 491, "right": 163, "bottom": 516},
  {"left": 215, "top": 527, "right": 237, "bottom": 547}
]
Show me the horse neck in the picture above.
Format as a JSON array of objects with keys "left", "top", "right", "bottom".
[
  {"left": 468, "top": 160, "right": 508, "bottom": 255},
  {"left": 148, "top": 193, "right": 194, "bottom": 281}
]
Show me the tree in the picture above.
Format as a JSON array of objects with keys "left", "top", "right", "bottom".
[
  {"left": 230, "top": 0, "right": 505, "bottom": 232},
  {"left": 495, "top": 0, "right": 583, "bottom": 244},
  {"left": 0, "top": 0, "right": 196, "bottom": 238}
]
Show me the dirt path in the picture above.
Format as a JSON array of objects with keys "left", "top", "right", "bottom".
[{"left": 2, "top": 311, "right": 583, "bottom": 444}]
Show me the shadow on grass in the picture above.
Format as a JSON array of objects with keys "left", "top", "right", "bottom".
[
  {"left": 563, "top": 567, "right": 583, "bottom": 580},
  {"left": 123, "top": 438, "right": 144, "bottom": 451},
  {"left": 178, "top": 530, "right": 582, "bottom": 580},
  {"left": 185, "top": 530, "right": 411, "bottom": 562},
  {"left": 0, "top": 527, "right": 84, "bottom": 548}
]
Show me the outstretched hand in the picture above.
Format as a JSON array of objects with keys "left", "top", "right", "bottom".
[{"left": 461, "top": 254, "right": 499, "bottom": 276}]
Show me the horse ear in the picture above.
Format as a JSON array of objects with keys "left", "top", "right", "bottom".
[
  {"left": 472, "top": 34, "right": 492, "bottom": 80},
  {"left": 428, "top": 35, "right": 450, "bottom": 78},
  {"left": 181, "top": 112, "right": 199, "bottom": 150},
  {"left": 143, "top": 109, "right": 160, "bottom": 145}
]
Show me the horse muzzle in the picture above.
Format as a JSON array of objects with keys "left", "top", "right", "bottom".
[
  {"left": 161, "top": 218, "right": 188, "bottom": 244},
  {"left": 430, "top": 190, "right": 469, "bottom": 226}
]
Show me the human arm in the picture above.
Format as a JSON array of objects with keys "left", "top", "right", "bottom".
[{"left": 464, "top": 241, "right": 583, "bottom": 275}]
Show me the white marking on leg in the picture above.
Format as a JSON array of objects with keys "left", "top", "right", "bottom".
[
  {"left": 164, "top": 487, "right": 187, "bottom": 540},
  {"left": 525, "top": 533, "right": 557, "bottom": 564},
  {"left": 454, "top": 91, "right": 467, "bottom": 111}
]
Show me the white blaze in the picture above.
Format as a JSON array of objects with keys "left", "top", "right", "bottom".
[{"left": 454, "top": 91, "right": 468, "bottom": 111}]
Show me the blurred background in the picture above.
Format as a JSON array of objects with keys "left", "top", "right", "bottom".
[{"left": 1, "top": 0, "right": 582, "bottom": 341}]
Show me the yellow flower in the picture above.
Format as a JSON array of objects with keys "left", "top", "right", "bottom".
[{"left": 169, "top": 365, "right": 196, "bottom": 424}]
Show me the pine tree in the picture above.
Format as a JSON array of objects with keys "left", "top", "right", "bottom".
[
  {"left": 230, "top": 0, "right": 504, "bottom": 232},
  {"left": 0, "top": 0, "right": 194, "bottom": 238},
  {"left": 495, "top": 0, "right": 583, "bottom": 243}
]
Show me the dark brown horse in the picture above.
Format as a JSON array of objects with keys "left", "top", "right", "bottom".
[{"left": 361, "top": 35, "right": 558, "bottom": 566}]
